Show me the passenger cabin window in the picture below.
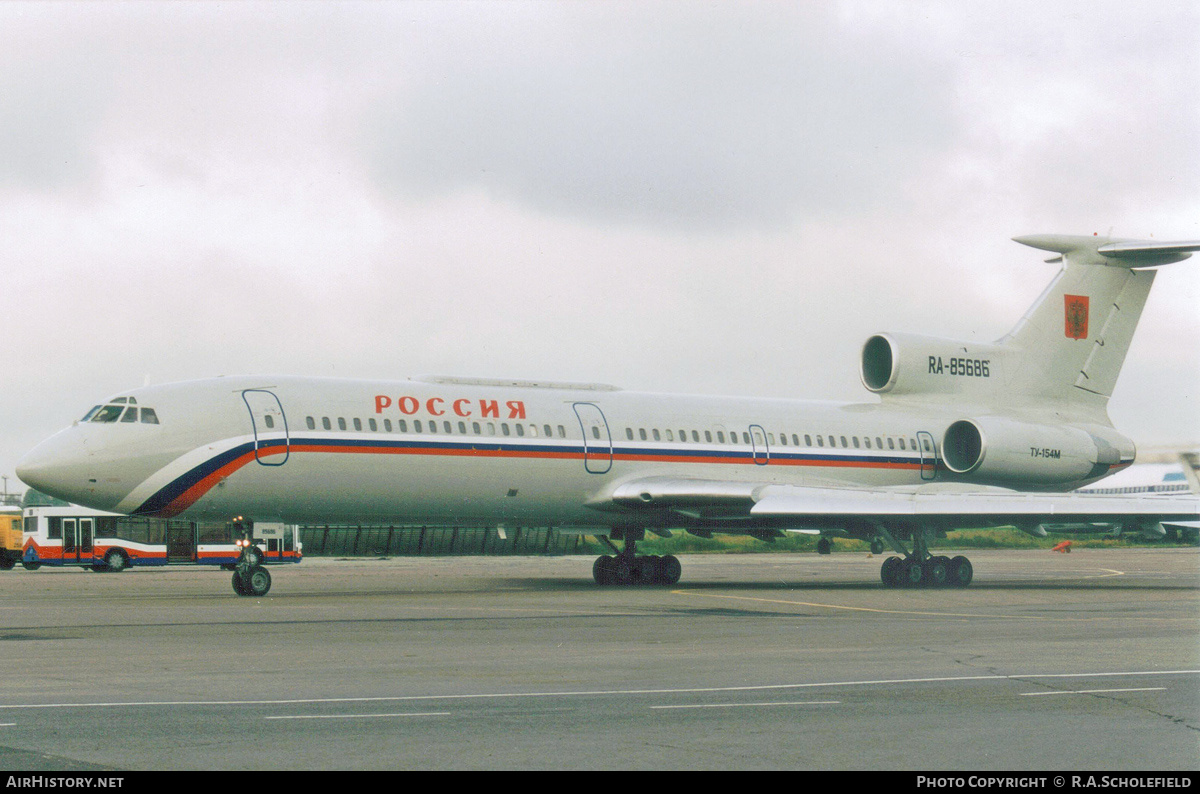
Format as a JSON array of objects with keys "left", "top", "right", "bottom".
[
  {"left": 338, "top": 418, "right": 347, "bottom": 431},
  {"left": 264, "top": 415, "right": 275, "bottom": 429},
  {"left": 353, "top": 418, "right": 362, "bottom": 431},
  {"left": 322, "top": 417, "right": 331, "bottom": 430},
  {"left": 306, "top": 417, "right": 316, "bottom": 430}
]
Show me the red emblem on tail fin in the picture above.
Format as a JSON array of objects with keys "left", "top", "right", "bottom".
[{"left": 1064, "top": 294, "right": 1089, "bottom": 339}]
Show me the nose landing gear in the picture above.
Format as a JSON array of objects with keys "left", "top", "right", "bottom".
[{"left": 231, "top": 549, "right": 271, "bottom": 597}]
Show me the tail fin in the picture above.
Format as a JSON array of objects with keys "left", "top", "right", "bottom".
[{"left": 998, "top": 235, "right": 1199, "bottom": 412}]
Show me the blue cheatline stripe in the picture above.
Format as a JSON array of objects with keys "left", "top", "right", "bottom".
[{"left": 134, "top": 434, "right": 924, "bottom": 516}]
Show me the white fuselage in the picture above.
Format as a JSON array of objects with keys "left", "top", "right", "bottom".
[{"left": 15, "top": 374, "right": 1109, "bottom": 529}]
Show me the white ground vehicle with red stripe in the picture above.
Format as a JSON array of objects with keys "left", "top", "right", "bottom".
[{"left": 18, "top": 502, "right": 299, "bottom": 594}]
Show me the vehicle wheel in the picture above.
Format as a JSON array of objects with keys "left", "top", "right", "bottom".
[
  {"left": 21, "top": 561, "right": 41, "bottom": 571},
  {"left": 817, "top": 537, "right": 832, "bottom": 555},
  {"left": 105, "top": 549, "right": 129, "bottom": 573},
  {"left": 658, "top": 554, "right": 682, "bottom": 586},
  {"left": 870, "top": 538, "right": 885, "bottom": 555},
  {"left": 0, "top": 557, "right": 15, "bottom": 571},
  {"left": 245, "top": 566, "right": 271, "bottom": 597}
]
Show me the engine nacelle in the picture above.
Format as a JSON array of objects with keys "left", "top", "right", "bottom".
[
  {"left": 861, "top": 333, "right": 1009, "bottom": 398},
  {"left": 941, "top": 417, "right": 1127, "bottom": 488}
]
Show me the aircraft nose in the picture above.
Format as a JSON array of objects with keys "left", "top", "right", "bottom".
[{"left": 16, "top": 429, "right": 106, "bottom": 507}]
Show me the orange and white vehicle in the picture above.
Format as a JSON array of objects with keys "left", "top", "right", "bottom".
[{"left": 18, "top": 502, "right": 301, "bottom": 573}]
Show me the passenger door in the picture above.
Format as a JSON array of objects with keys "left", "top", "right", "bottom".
[
  {"left": 242, "top": 389, "right": 290, "bottom": 466},
  {"left": 573, "top": 403, "right": 613, "bottom": 474}
]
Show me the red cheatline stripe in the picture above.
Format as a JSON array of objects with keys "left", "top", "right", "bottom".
[{"left": 155, "top": 442, "right": 922, "bottom": 516}]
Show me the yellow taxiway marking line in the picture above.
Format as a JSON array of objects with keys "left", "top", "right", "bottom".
[{"left": 669, "top": 580, "right": 1139, "bottom": 621}]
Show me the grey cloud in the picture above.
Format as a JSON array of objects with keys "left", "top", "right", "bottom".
[{"left": 361, "top": 10, "right": 958, "bottom": 229}]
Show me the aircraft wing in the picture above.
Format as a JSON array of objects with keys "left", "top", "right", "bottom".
[{"left": 601, "top": 476, "right": 1200, "bottom": 534}]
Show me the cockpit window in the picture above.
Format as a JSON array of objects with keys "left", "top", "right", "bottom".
[
  {"left": 91, "top": 405, "right": 125, "bottom": 423},
  {"left": 86, "top": 401, "right": 160, "bottom": 424}
]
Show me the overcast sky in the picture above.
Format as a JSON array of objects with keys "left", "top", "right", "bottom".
[{"left": 2, "top": 1, "right": 1197, "bottom": 495}]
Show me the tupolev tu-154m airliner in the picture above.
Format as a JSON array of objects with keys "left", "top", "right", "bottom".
[{"left": 17, "top": 234, "right": 1200, "bottom": 596}]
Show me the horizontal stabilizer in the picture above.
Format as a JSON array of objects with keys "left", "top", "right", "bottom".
[{"left": 1013, "top": 235, "right": 1200, "bottom": 267}]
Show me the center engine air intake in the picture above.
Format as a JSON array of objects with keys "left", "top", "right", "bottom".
[{"left": 860, "top": 333, "right": 1007, "bottom": 398}]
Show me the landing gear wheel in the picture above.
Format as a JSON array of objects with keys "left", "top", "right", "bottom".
[
  {"left": 233, "top": 565, "right": 271, "bottom": 597},
  {"left": 923, "top": 556, "right": 948, "bottom": 588},
  {"left": 245, "top": 565, "right": 271, "bottom": 596},
  {"left": 947, "top": 556, "right": 973, "bottom": 587},
  {"left": 104, "top": 549, "right": 129, "bottom": 573},
  {"left": 611, "top": 555, "right": 633, "bottom": 586},
  {"left": 900, "top": 558, "right": 924, "bottom": 587},
  {"left": 632, "top": 556, "right": 658, "bottom": 585},
  {"left": 242, "top": 546, "right": 263, "bottom": 567},
  {"left": 880, "top": 556, "right": 902, "bottom": 587},
  {"left": 658, "top": 555, "right": 682, "bottom": 586},
  {"left": 816, "top": 537, "right": 832, "bottom": 555},
  {"left": 593, "top": 556, "right": 614, "bottom": 585}
]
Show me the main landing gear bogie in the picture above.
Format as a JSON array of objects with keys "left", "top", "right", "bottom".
[
  {"left": 880, "top": 554, "right": 972, "bottom": 588},
  {"left": 593, "top": 553, "right": 682, "bottom": 586}
]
